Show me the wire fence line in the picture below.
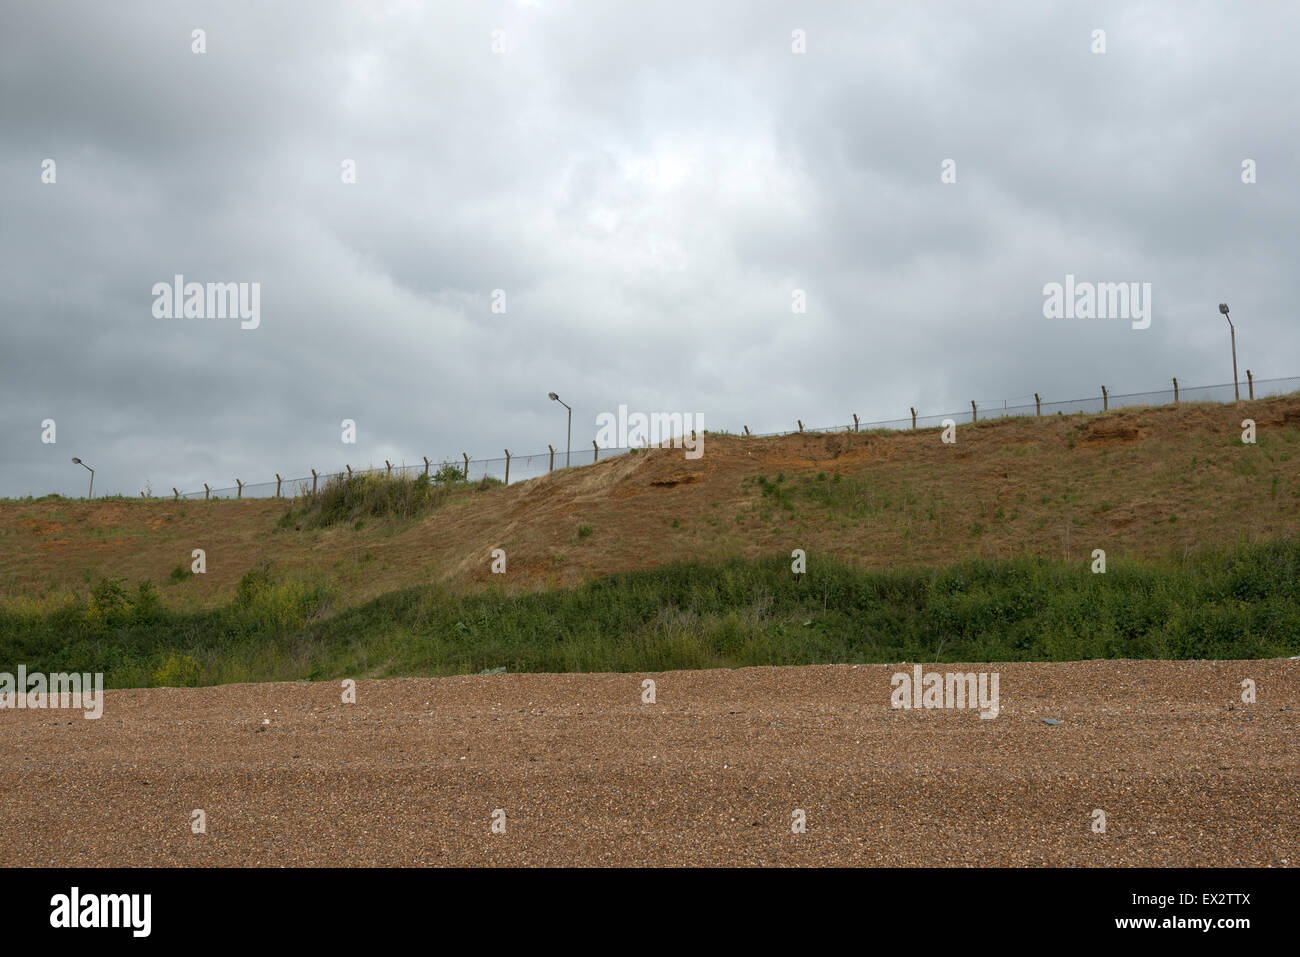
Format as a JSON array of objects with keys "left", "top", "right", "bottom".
[{"left": 172, "top": 372, "right": 1300, "bottom": 500}]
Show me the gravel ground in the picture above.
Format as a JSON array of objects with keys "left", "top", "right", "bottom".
[{"left": 1, "top": 660, "right": 1295, "bottom": 867}]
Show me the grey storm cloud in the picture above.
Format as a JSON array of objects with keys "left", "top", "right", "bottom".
[{"left": 2, "top": 0, "right": 1297, "bottom": 497}]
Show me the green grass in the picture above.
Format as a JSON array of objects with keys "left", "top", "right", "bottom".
[
  {"left": 3, "top": 539, "right": 1298, "bottom": 688},
  {"left": 276, "top": 470, "right": 500, "bottom": 530}
]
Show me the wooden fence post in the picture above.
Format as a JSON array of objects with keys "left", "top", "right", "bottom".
[
  {"left": 504, "top": 449, "right": 510, "bottom": 485},
  {"left": 743, "top": 425, "right": 750, "bottom": 436},
  {"left": 204, "top": 483, "right": 210, "bottom": 500},
  {"left": 386, "top": 460, "right": 393, "bottom": 476},
  {"left": 548, "top": 445, "right": 555, "bottom": 471},
  {"left": 1172, "top": 378, "right": 1178, "bottom": 404},
  {"left": 346, "top": 465, "right": 352, "bottom": 478},
  {"left": 910, "top": 407, "right": 916, "bottom": 429},
  {"left": 1101, "top": 386, "right": 1108, "bottom": 411},
  {"left": 462, "top": 453, "right": 469, "bottom": 480},
  {"left": 1035, "top": 393, "right": 1041, "bottom": 416},
  {"left": 853, "top": 414, "right": 859, "bottom": 432},
  {"left": 275, "top": 474, "right": 282, "bottom": 498},
  {"left": 593, "top": 440, "right": 599, "bottom": 463},
  {"left": 1246, "top": 369, "right": 1254, "bottom": 399},
  {"left": 797, "top": 420, "right": 804, "bottom": 432},
  {"left": 971, "top": 400, "right": 977, "bottom": 423},
  {"left": 141, "top": 491, "right": 146, "bottom": 498},
  {"left": 311, "top": 469, "right": 318, "bottom": 494},
  {"left": 172, "top": 488, "right": 178, "bottom": 500},
  {"left": 236, "top": 479, "right": 243, "bottom": 499},
  {"left": 423, "top": 456, "right": 430, "bottom": 477}
]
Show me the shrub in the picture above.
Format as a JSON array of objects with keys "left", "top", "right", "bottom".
[
  {"left": 233, "top": 564, "right": 331, "bottom": 633},
  {"left": 153, "top": 653, "right": 202, "bottom": 687},
  {"left": 432, "top": 463, "right": 465, "bottom": 485},
  {"left": 90, "top": 577, "right": 131, "bottom": 622},
  {"left": 132, "top": 581, "right": 161, "bottom": 623},
  {"left": 279, "top": 472, "right": 456, "bottom": 529}
]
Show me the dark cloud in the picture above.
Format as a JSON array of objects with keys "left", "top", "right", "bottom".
[{"left": 2, "top": 0, "right": 1296, "bottom": 497}]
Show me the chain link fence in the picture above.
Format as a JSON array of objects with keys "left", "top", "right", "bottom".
[
  {"left": 178, "top": 447, "right": 643, "bottom": 500},
  {"left": 175, "top": 374, "right": 1300, "bottom": 500}
]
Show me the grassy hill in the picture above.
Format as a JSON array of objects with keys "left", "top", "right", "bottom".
[{"left": 3, "top": 394, "right": 1299, "bottom": 685}]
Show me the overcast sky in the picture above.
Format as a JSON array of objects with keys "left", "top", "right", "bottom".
[{"left": 2, "top": 0, "right": 1297, "bottom": 498}]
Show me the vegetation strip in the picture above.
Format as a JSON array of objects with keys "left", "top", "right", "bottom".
[{"left": 3, "top": 539, "right": 1297, "bottom": 687}]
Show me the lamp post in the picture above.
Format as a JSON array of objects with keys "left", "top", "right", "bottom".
[
  {"left": 71, "top": 457, "right": 94, "bottom": 498},
  {"left": 1218, "top": 303, "right": 1239, "bottom": 401},
  {"left": 548, "top": 392, "right": 571, "bottom": 467}
]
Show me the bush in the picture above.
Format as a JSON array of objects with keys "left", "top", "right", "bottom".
[
  {"left": 279, "top": 472, "right": 457, "bottom": 529},
  {"left": 90, "top": 577, "right": 131, "bottom": 622},
  {"left": 153, "top": 653, "right": 202, "bottom": 687},
  {"left": 432, "top": 463, "right": 465, "bottom": 485},
  {"left": 132, "top": 581, "right": 161, "bottom": 623},
  {"left": 233, "top": 565, "right": 332, "bottom": 634}
]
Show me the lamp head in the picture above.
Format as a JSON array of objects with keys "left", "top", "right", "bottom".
[
  {"left": 71, "top": 457, "right": 81, "bottom": 464},
  {"left": 1219, "top": 303, "right": 1230, "bottom": 316},
  {"left": 548, "top": 392, "right": 559, "bottom": 401}
]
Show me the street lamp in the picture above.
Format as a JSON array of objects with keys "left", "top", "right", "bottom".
[
  {"left": 1218, "top": 303, "right": 1239, "bottom": 401},
  {"left": 71, "top": 457, "right": 94, "bottom": 498},
  {"left": 548, "top": 392, "right": 571, "bottom": 467}
]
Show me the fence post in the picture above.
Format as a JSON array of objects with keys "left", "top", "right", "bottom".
[
  {"left": 853, "top": 414, "right": 859, "bottom": 432},
  {"left": 1246, "top": 369, "right": 1254, "bottom": 399},
  {"left": 311, "top": 469, "right": 318, "bottom": 494},
  {"left": 172, "top": 487, "right": 178, "bottom": 500},
  {"left": 1101, "top": 386, "right": 1108, "bottom": 412},
  {"left": 462, "top": 453, "right": 469, "bottom": 480},
  {"left": 346, "top": 465, "right": 352, "bottom": 478},
  {"left": 423, "top": 456, "right": 430, "bottom": 477},
  {"left": 593, "top": 440, "right": 599, "bottom": 463},
  {"left": 910, "top": 407, "right": 916, "bottom": 429},
  {"left": 548, "top": 445, "right": 555, "bottom": 471},
  {"left": 275, "top": 474, "right": 282, "bottom": 498},
  {"left": 1035, "top": 393, "right": 1041, "bottom": 416},
  {"left": 236, "top": 479, "right": 243, "bottom": 499},
  {"left": 504, "top": 449, "right": 510, "bottom": 485},
  {"left": 796, "top": 419, "right": 803, "bottom": 432},
  {"left": 141, "top": 491, "right": 146, "bottom": 499},
  {"left": 743, "top": 425, "right": 750, "bottom": 436},
  {"left": 971, "top": 400, "right": 977, "bottom": 423},
  {"left": 204, "top": 483, "right": 210, "bottom": 501},
  {"left": 1172, "top": 378, "right": 1178, "bottom": 404},
  {"left": 386, "top": 460, "right": 393, "bottom": 476}
]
